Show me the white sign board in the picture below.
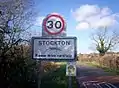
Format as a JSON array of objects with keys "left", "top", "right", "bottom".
[
  {"left": 66, "top": 62, "right": 76, "bottom": 76},
  {"left": 32, "top": 37, "right": 77, "bottom": 61}
]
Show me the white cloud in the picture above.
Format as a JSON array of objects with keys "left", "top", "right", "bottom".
[
  {"left": 76, "top": 22, "right": 90, "bottom": 30},
  {"left": 35, "top": 16, "right": 45, "bottom": 26},
  {"left": 72, "top": 4, "right": 119, "bottom": 30},
  {"left": 34, "top": 13, "right": 62, "bottom": 26}
]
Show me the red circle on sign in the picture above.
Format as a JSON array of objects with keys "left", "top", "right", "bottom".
[{"left": 43, "top": 14, "right": 65, "bottom": 35}]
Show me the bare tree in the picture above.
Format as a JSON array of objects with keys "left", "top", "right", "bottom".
[
  {"left": 0, "top": 0, "right": 35, "bottom": 57},
  {"left": 0, "top": 0, "right": 37, "bottom": 87},
  {"left": 90, "top": 27, "right": 119, "bottom": 56}
]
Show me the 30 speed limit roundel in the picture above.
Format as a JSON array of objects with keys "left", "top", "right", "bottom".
[{"left": 43, "top": 14, "right": 65, "bottom": 35}]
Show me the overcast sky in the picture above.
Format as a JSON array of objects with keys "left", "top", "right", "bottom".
[{"left": 32, "top": 0, "right": 119, "bottom": 54}]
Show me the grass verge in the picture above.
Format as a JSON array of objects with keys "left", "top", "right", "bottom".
[
  {"left": 79, "top": 61, "right": 119, "bottom": 75},
  {"left": 41, "top": 64, "right": 77, "bottom": 88}
]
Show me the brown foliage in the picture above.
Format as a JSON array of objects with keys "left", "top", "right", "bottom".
[
  {"left": 78, "top": 53, "right": 119, "bottom": 69},
  {"left": 41, "top": 61, "right": 60, "bottom": 73}
]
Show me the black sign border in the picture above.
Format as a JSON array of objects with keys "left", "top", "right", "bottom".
[{"left": 31, "top": 37, "right": 77, "bottom": 61}]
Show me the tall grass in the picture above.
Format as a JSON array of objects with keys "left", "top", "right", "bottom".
[{"left": 41, "top": 64, "right": 77, "bottom": 88}]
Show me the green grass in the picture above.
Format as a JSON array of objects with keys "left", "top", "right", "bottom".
[
  {"left": 79, "top": 61, "right": 119, "bottom": 75},
  {"left": 41, "top": 64, "right": 77, "bottom": 88}
]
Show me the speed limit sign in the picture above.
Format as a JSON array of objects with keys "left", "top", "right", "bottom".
[{"left": 43, "top": 13, "right": 66, "bottom": 35}]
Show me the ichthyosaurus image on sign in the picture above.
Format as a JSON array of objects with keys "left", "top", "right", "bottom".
[
  {"left": 66, "top": 62, "right": 76, "bottom": 76},
  {"left": 32, "top": 37, "right": 77, "bottom": 61}
]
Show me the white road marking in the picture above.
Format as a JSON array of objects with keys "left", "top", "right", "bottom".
[
  {"left": 93, "top": 83, "right": 101, "bottom": 88},
  {"left": 96, "top": 83, "right": 103, "bottom": 88},
  {"left": 83, "top": 81, "right": 101, "bottom": 88},
  {"left": 98, "top": 82, "right": 113, "bottom": 88},
  {"left": 107, "top": 83, "right": 117, "bottom": 88},
  {"left": 82, "top": 82, "right": 88, "bottom": 88},
  {"left": 98, "top": 82, "right": 107, "bottom": 88},
  {"left": 105, "top": 83, "right": 113, "bottom": 88},
  {"left": 82, "top": 81, "right": 118, "bottom": 88}
]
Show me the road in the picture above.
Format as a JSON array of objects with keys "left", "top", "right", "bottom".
[{"left": 76, "top": 63, "right": 119, "bottom": 88}]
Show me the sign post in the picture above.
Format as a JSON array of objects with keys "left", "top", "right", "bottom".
[
  {"left": 68, "top": 76, "right": 72, "bottom": 88},
  {"left": 31, "top": 13, "right": 77, "bottom": 88}
]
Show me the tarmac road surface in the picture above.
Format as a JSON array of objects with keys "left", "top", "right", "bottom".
[{"left": 76, "top": 64, "right": 119, "bottom": 88}]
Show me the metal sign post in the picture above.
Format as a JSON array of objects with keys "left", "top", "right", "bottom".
[
  {"left": 68, "top": 76, "right": 72, "bottom": 88},
  {"left": 31, "top": 13, "right": 77, "bottom": 88},
  {"left": 37, "top": 60, "right": 41, "bottom": 88}
]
